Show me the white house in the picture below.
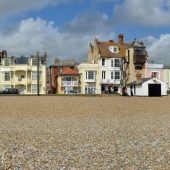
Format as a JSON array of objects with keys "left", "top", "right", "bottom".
[{"left": 127, "top": 78, "right": 167, "bottom": 96}]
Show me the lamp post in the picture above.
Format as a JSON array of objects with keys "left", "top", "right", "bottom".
[{"left": 37, "top": 51, "right": 40, "bottom": 96}]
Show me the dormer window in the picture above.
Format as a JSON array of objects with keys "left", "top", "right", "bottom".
[{"left": 109, "top": 46, "right": 119, "bottom": 53}]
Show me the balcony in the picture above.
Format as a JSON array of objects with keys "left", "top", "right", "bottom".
[
  {"left": 100, "top": 79, "right": 120, "bottom": 84},
  {"left": 133, "top": 55, "right": 146, "bottom": 64},
  {"left": 61, "top": 81, "right": 79, "bottom": 87}
]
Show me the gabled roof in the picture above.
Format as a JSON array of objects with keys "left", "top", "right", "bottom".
[
  {"left": 97, "top": 41, "right": 129, "bottom": 58},
  {"left": 128, "top": 39, "right": 145, "bottom": 48}
]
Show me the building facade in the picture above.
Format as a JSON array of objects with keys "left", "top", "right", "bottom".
[
  {"left": 0, "top": 54, "right": 47, "bottom": 94},
  {"left": 88, "top": 34, "right": 128, "bottom": 94},
  {"left": 48, "top": 59, "right": 79, "bottom": 94},
  {"left": 146, "top": 63, "right": 163, "bottom": 80},
  {"left": 77, "top": 63, "right": 100, "bottom": 94}
]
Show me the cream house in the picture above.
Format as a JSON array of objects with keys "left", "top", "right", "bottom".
[
  {"left": 77, "top": 63, "right": 100, "bottom": 94},
  {"left": 0, "top": 55, "right": 47, "bottom": 94},
  {"left": 88, "top": 34, "right": 128, "bottom": 94}
]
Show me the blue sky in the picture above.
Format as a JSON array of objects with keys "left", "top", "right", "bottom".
[{"left": 0, "top": 0, "right": 170, "bottom": 65}]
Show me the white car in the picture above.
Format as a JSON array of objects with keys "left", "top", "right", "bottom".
[{"left": 64, "top": 90, "right": 78, "bottom": 94}]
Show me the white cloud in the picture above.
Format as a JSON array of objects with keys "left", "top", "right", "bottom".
[
  {"left": 0, "top": 16, "right": 114, "bottom": 65},
  {"left": 143, "top": 34, "right": 170, "bottom": 64},
  {"left": 114, "top": 0, "right": 170, "bottom": 26},
  {"left": 0, "top": 0, "right": 73, "bottom": 19}
]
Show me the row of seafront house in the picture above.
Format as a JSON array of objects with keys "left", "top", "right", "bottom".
[
  {"left": 48, "top": 34, "right": 169, "bottom": 96},
  {"left": 0, "top": 34, "right": 170, "bottom": 96}
]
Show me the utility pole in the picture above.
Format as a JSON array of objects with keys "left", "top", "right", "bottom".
[{"left": 37, "top": 51, "right": 40, "bottom": 96}]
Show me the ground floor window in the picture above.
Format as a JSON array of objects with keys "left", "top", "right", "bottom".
[
  {"left": 31, "top": 84, "right": 41, "bottom": 94},
  {"left": 101, "top": 85, "right": 119, "bottom": 94},
  {"left": 85, "top": 85, "right": 96, "bottom": 94}
]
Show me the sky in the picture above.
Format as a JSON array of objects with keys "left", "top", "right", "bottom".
[{"left": 0, "top": 0, "right": 170, "bottom": 65}]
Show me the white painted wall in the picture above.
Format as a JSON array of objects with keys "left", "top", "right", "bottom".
[
  {"left": 99, "top": 58, "right": 121, "bottom": 84},
  {"left": 127, "top": 78, "right": 167, "bottom": 96}
]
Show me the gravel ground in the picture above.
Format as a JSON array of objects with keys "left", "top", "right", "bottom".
[{"left": 0, "top": 96, "right": 170, "bottom": 170}]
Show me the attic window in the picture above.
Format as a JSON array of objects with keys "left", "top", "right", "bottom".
[{"left": 109, "top": 46, "right": 118, "bottom": 53}]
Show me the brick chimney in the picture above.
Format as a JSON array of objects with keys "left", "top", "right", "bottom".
[{"left": 118, "top": 34, "right": 124, "bottom": 44}]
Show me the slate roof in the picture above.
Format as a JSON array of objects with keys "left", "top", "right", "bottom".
[{"left": 128, "top": 39, "right": 145, "bottom": 48}]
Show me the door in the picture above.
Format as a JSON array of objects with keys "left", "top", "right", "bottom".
[{"left": 148, "top": 84, "right": 161, "bottom": 97}]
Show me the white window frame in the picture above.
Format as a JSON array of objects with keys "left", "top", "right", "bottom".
[
  {"left": 86, "top": 71, "right": 95, "bottom": 80},
  {"left": 4, "top": 72, "right": 10, "bottom": 81},
  {"left": 114, "top": 59, "right": 120, "bottom": 67},
  {"left": 115, "top": 71, "right": 120, "bottom": 80}
]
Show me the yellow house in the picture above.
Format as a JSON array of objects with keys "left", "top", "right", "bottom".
[
  {"left": 0, "top": 55, "right": 47, "bottom": 94},
  {"left": 77, "top": 63, "right": 100, "bottom": 94}
]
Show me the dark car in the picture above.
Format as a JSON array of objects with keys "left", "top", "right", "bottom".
[{"left": 0, "top": 88, "right": 20, "bottom": 94}]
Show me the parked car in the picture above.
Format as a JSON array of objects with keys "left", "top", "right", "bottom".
[
  {"left": 64, "top": 90, "right": 78, "bottom": 94},
  {"left": 0, "top": 88, "right": 20, "bottom": 94}
]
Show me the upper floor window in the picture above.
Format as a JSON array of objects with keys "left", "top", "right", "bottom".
[
  {"left": 102, "top": 58, "right": 105, "bottom": 66},
  {"left": 4, "top": 72, "right": 10, "bottom": 81},
  {"left": 115, "top": 59, "right": 120, "bottom": 67},
  {"left": 111, "top": 59, "right": 114, "bottom": 67},
  {"left": 86, "top": 71, "right": 95, "bottom": 80},
  {"left": 102, "top": 71, "right": 106, "bottom": 79},
  {"left": 115, "top": 71, "right": 120, "bottom": 80},
  {"left": 32, "top": 71, "right": 37, "bottom": 80},
  {"left": 4, "top": 59, "right": 10, "bottom": 66}
]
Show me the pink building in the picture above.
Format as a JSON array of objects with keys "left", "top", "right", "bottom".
[{"left": 146, "top": 63, "right": 163, "bottom": 80}]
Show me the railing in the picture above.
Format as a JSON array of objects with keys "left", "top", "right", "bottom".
[
  {"left": 61, "top": 81, "right": 79, "bottom": 87},
  {"left": 85, "top": 79, "right": 96, "bottom": 83},
  {"left": 100, "top": 79, "right": 120, "bottom": 84}
]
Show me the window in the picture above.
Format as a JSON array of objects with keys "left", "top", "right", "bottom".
[
  {"left": 4, "top": 59, "right": 10, "bottom": 66},
  {"left": 102, "top": 58, "right": 105, "bottom": 66},
  {"left": 32, "top": 58, "right": 41, "bottom": 65},
  {"left": 86, "top": 71, "right": 95, "bottom": 80},
  {"left": 66, "top": 77, "right": 71, "bottom": 81},
  {"left": 85, "top": 85, "right": 96, "bottom": 94},
  {"left": 111, "top": 59, "right": 114, "bottom": 67},
  {"left": 102, "top": 71, "right": 106, "bottom": 79},
  {"left": 111, "top": 72, "right": 114, "bottom": 79},
  {"left": 21, "top": 75, "right": 25, "bottom": 79},
  {"left": 115, "top": 59, "right": 120, "bottom": 67},
  {"left": 151, "top": 72, "right": 159, "bottom": 78},
  {"left": 115, "top": 71, "right": 120, "bottom": 80},
  {"left": 32, "top": 72, "right": 37, "bottom": 80},
  {"left": 4, "top": 72, "right": 10, "bottom": 81},
  {"left": 114, "top": 47, "right": 117, "bottom": 52},
  {"left": 32, "top": 84, "right": 41, "bottom": 93}
]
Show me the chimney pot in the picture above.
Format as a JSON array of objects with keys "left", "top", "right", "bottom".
[{"left": 118, "top": 34, "right": 124, "bottom": 44}]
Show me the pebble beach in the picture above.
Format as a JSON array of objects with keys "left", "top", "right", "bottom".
[{"left": 0, "top": 96, "right": 170, "bottom": 169}]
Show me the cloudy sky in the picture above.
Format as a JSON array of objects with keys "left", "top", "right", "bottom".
[{"left": 0, "top": 0, "right": 170, "bottom": 65}]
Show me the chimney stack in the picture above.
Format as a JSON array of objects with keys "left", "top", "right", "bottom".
[{"left": 118, "top": 34, "right": 124, "bottom": 44}]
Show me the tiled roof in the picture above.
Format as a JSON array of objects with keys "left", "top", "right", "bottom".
[
  {"left": 61, "top": 67, "right": 79, "bottom": 75},
  {"left": 97, "top": 41, "right": 129, "bottom": 58}
]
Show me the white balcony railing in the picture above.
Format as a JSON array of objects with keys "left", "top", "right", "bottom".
[
  {"left": 100, "top": 79, "right": 120, "bottom": 84},
  {"left": 85, "top": 79, "right": 96, "bottom": 83},
  {"left": 61, "top": 81, "right": 79, "bottom": 87}
]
